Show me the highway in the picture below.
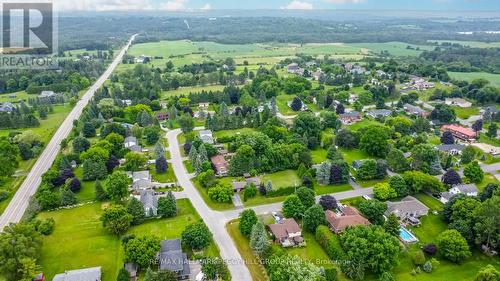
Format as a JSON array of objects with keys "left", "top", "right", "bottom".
[{"left": 0, "top": 34, "right": 137, "bottom": 231}]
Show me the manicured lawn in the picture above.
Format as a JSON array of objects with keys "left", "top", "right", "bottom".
[
  {"left": 276, "top": 94, "right": 298, "bottom": 116},
  {"left": 477, "top": 173, "right": 500, "bottom": 191},
  {"left": 150, "top": 164, "right": 177, "bottom": 183},
  {"left": 311, "top": 148, "right": 328, "bottom": 164},
  {"left": 184, "top": 160, "right": 194, "bottom": 173},
  {"left": 339, "top": 148, "right": 374, "bottom": 165},
  {"left": 284, "top": 232, "right": 335, "bottom": 270},
  {"left": 37, "top": 199, "right": 218, "bottom": 281},
  {"left": 0, "top": 91, "right": 30, "bottom": 103},
  {"left": 314, "top": 182, "right": 352, "bottom": 195},
  {"left": 347, "top": 119, "right": 380, "bottom": 131},
  {"left": 262, "top": 170, "right": 301, "bottom": 189},
  {"left": 213, "top": 128, "right": 257, "bottom": 139},
  {"left": 478, "top": 134, "right": 500, "bottom": 147},
  {"left": 356, "top": 178, "right": 388, "bottom": 188},
  {"left": 226, "top": 220, "right": 269, "bottom": 281},
  {"left": 452, "top": 106, "right": 480, "bottom": 119},
  {"left": 74, "top": 167, "right": 96, "bottom": 202},
  {"left": 413, "top": 193, "right": 443, "bottom": 211}
]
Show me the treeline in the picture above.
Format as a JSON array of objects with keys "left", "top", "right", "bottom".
[{"left": 420, "top": 46, "right": 500, "bottom": 74}]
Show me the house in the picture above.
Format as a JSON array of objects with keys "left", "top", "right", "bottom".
[
  {"left": 366, "top": 109, "right": 392, "bottom": 118},
  {"left": 140, "top": 189, "right": 158, "bottom": 217},
  {"left": 124, "top": 263, "right": 138, "bottom": 281},
  {"left": 124, "top": 136, "right": 139, "bottom": 149},
  {"left": 211, "top": 155, "right": 229, "bottom": 176},
  {"left": 53, "top": 267, "right": 101, "bottom": 281},
  {"left": 155, "top": 112, "right": 169, "bottom": 121},
  {"left": 0, "top": 102, "right": 14, "bottom": 113},
  {"left": 230, "top": 177, "right": 262, "bottom": 192},
  {"left": 403, "top": 104, "right": 429, "bottom": 117},
  {"left": 441, "top": 124, "right": 477, "bottom": 142},
  {"left": 121, "top": 99, "right": 132, "bottom": 106},
  {"left": 39, "top": 90, "right": 56, "bottom": 98},
  {"left": 408, "top": 76, "right": 435, "bottom": 91},
  {"left": 312, "top": 71, "right": 322, "bottom": 81},
  {"left": 231, "top": 181, "right": 247, "bottom": 192},
  {"left": 436, "top": 144, "right": 466, "bottom": 155},
  {"left": 385, "top": 196, "right": 429, "bottom": 223},
  {"left": 199, "top": 102, "right": 210, "bottom": 111},
  {"left": 159, "top": 239, "right": 190, "bottom": 280},
  {"left": 440, "top": 183, "right": 479, "bottom": 204},
  {"left": 445, "top": 98, "right": 472, "bottom": 108},
  {"left": 70, "top": 160, "right": 78, "bottom": 169},
  {"left": 268, "top": 218, "right": 304, "bottom": 247},
  {"left": 287, "top": 63, "right": 300, "bottom": 73},
  {"left": 134, "top": 55, "right": 149, "bottom": 64},
  {"left": 198, "top": 130, "right": 214, "bottom": 144},
  {"left": 483, "top": 106, "right": 499, "bottom": 118},
  {"left": 339, "top": 111, "right": 361, "bottom": 124},
  {"left": 129, "top": 171, "right": 153, "bottom": 190},
  {"left": 376, "top": 70, "right": 387, "bottom": 78},
  {"left": 326, "top": 206, "right": 370, "bottom": 234}
]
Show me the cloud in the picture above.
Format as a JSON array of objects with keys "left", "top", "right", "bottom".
[
  {"left": 281, "top": 0, "right": 313, "bottom": 9},
  {"left": 158, "top": 0, "right": 188, "bottom": 10},
  {"left": 57, "top": 0, "right": 154, "bottom": 11},
  {"left": 201, "top": 3, "right": 211, "bottom": 10},
  {"left": 323, "top": 0, "right": 365, "bottom": 4}
]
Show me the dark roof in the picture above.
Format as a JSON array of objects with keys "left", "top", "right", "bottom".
[
  {"left": 159, "top": 239, "right": 190, "bottom": 276},
  {"left": 160, "top": 239, "right": 182, "bottom": 253},
  {"left": 436, "top": 144, "right": 465, "bottom": 152}
]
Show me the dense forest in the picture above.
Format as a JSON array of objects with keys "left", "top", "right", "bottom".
[
  {"left": 420, "top": 45, "right": 500, "bottom": 74},
  {"left": 56, "top": 14, "right": 500, "bottom": 51}
]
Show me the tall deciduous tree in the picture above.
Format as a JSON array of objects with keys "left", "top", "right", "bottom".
[
  {"left": 302, "top": 204, "right": 327, "bottom": 232},
  {"left": 239, "top": 209, "right": 258, "bottom": 237},
  {"left": 157, "top": 191, "right": 177, "bottom": 218},
  {"left": 124, "top": 235, "right": 160, "bottom": 269},
  {"left": 104, "top": 171, "right": 130, "bottom": 201},
  {"left": 437, "top": 229, "right": 471, "bottom": 263},
  {"left": 282, "top": 194, "right": 305, "bottom": 219},
  {"left": 101, "top": 205, "right": 133, "bottom": 235},
  {"left": 127, "top": 197, "right": 145, "bottom": 225}
]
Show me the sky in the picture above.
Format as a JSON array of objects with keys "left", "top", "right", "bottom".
[{"left": 57, "top": 0, "right": 500, "bottom": 11}]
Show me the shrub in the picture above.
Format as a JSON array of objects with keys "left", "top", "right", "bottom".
[
  {"left": 423, "top": 243, "right": 437, "bottom": 256},
  {"left": 37, "top": 218, "right": 55, "bottom": 235},
  {"left": 0, "top": 190, "right": 9, "bottom": 202},
  {"left": 243, "top": 184, "right": 257, "bottom": 201},
  {"left": 315, "top": 225, "right": 344, "bottom": 260},
  {"left": 324, "top": 268, "right": 338, "bottom": 281},
  {"left": 414, "top": 250, "right": 425, "bottom": 266}
]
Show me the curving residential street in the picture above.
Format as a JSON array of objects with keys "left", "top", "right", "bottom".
[
  {"left": 166, "top": 128, "right": 375, "bottom": 281},
  {"left": 0, "top": 34, "right": 137, "bottom": 231}
]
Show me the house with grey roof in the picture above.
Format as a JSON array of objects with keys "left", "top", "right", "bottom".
[
  {"left": 124, "top": 136, "right": 139, "bottom": 149},
  {"left": 159, "top": 239, "right": 190, "bottom": 280},
  {"left": 53, "top": 267, "right": 101, "bottom": 281},
  {"left": 39, "top": 90, "right": 56, "bottom": 98},
  {"left": 440, "top": 183, "right": 478, "bottom": 204},
  {"left": 128, "top": 171, "right": 153, "bottom": 191},
  {"left": 385, "top": 196, "right": 429, "bottom": 223},
  {"left": 436, "top": 144, "right": 466, "bottom": 155},
  {"left": 366, "top": 109, "right": 392, "bottom": 118},
  {"left": 0, "top": 102, "right": 14, "bottom": 113},
  {"left": 140, "top": 189, "right": 158, "bottom": 217},
  {"left": 403, "top": 104, "right": 429, "bottom": 117},
  {"left": 198, "top": 130, "right": 214, "bottom": 144}
]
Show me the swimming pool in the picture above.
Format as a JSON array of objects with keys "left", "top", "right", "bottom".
[{"left": 399, "top": 227, "right": 418, "bottom": 243}]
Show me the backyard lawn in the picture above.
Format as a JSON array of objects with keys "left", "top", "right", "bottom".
[
  {"left": 74, "top": 167, "right": 97, "bottom": 202},
  {"left": 213, "top": 128, "right": 257, "bottom": 139},
  {"left": 311, "top": 148, "right": 327, "bottom": 164},
  {"left": 149, "top": 164, "right": 177, "bottom": 183},
  {"left": 37, "top": 199, "right": 218, "bottom": 281},
  {"left": 261, "top": 170, "right": 301, "bottom": 189},
  {"left": 339, "top": 148, "right": 374, "bottom": 166},
  {"left": 452, "top": 106, "right": 480, "bottom": 119}
]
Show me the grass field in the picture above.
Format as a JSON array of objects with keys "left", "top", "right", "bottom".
[
  {"left": 213, "top": 128, "right": 257, "bottom": 139},
  {"left": 429, "top": 40, "right": 500, "bottom": 48},
  {"left": 37, "top": 199, "right": 218, "bottom": 281},
  {"left": 449, "top": 72, "right": 500, "bottom": 87},
  {"left": 161, "top": 84, "right": 226, "bottom": 98},
  {"left": 149, "top": 164, "right": 177, "bottom": 183},
  {"left": 350, "top": 42, "right": 434, "bottom": 57},
  {"left": 452, "top": 106, "right": 480, "bottom": 119},
  {"left": 0, "top": 91, "right": 30, "bottom": 103},
  {"left": 261, "top": 170, "right": 301, "bottom": 189}
]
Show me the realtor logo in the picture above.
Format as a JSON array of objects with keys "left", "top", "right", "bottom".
[{"left": 0, "top": 0, "right": 57, "bottom": 69}]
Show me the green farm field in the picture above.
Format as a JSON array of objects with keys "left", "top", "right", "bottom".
[{"left": 449, "top": 71, "right": 500, "bottom": 87}]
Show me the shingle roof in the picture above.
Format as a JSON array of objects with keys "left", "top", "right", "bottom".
[
  {"left": 436, "top": 144, "right": 466, "bottom": 152},
  {"left": 385, "top": 196, "right": 429, "bottom": 217},
  {"left": 53, "top": 267, "right": 101, "bottom": 281},
  {"left": 269, "top": 219, "right": 301, "bottom": 239},
  {"left": 325, "top": 209, "right": 370, "bottom": 232},
  {"left": 140, "top": 189, "right": 158, "bottom": 216},
  {"left": 454, "top": 183, "right": 478, "bottom": 194}
]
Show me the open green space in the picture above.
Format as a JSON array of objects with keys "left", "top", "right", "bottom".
[
  {"left": 350, "top": 42, "right": 434, "bottom": 57},
  {"left": 149, "top": 164, "right": 177, "bottom": 183},
  {"left": 37, "top": 199, "right": 219, "bottom": 281},
  {"left": 0, "top": 91, "right": 30, "bottom": 103},
  {"left": 261, "top": 169, "right": 301, "bottom": 189},
  {"left": 452, "top": 106, "right": 480, "bottom": 119},
  {"left": 161, "top": 84, "right": 226, "bottom": 98},
  {"left": 347, "top": 119, "right": 381, "bottom": 131},
  {"left": 213, "top": 128, "right": 257, "bottom": 139},
  {"left": 339, "top": 148, "right": 374, "bottom": 166},
  {"left": 74, "top": 167, "right": 97, "bottom": 202},
  {"left": 449, "top": 71, "right": 500, "bottom": 87}
]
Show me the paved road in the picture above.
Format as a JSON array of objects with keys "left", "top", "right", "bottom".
[
  {"left": 166, "top": 128, "right": 374, "bottom": 280},
  {"left": 0, "top": 34, "right": 137, "bottom": 231},
  {"left": 166, "top": 129, "right": 253, "bottom": 281}
]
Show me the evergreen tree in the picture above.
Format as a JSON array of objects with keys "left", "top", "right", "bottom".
[
  {"left": 198, "top": 144, "right": 208, "bottom": 163},
  {"left": 250, "top": 222, "right": 269, "bottom": 257},
  {"left": 158, "top": 191, "right": 177, "bottom": 218},
  {"left": 127, "top": 197, "right": 145, "bottom": 225},
  {"left": 95, "top": 180, "right": 108, "bottom": 201},
  {"left": 486, "top": 123, "right": 497, "bottom": 138},
  {"left": 60, "top": 187, "right": 77, "bottom": 206},
  {"left": 155, "top": 156, "right": 168, "bottom": 174},
  {"left": 188, "top": 145, "right": 198, "bottom": 164},
  {"left": 384, "top": 213, "right": 400, "bottom": 236},
  {"left": 317, "top": 162, "right": 331, "bottom": 185},
  {"left": 154, "top": 142, "right": 165, "bottom": 159}
]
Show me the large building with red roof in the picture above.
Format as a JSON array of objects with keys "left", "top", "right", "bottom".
[{"left": 441, "top": 124, "right": 477, "bottom": 142}]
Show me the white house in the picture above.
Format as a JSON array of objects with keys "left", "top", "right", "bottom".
[
  {"left": 199, "top": 130, "right": 214, "bottom": 144},
  {"left": 440, "top": 183, "right": 479, "bottom": 204},
  {"left": 445, "top": 98, "right": 472, "bottom": 108}
]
